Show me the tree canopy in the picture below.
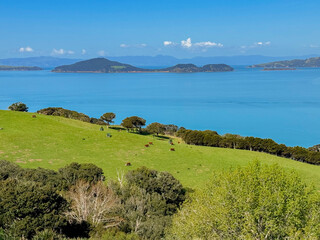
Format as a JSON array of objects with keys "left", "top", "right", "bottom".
[
  {"left": 121, "top": 116, "right": 146, "bottom": 132},
  {"left": 100, "top": 112, "right": 116, "bottom": 125},
  {"left": 8, "top": 102, "right": 28, "bottom": 112},
  {"left": 146, "top": 122, "right": 166, "bottom": 136},
  {"left": 167, "top": 161, "right": 320, "bottom": 239}
]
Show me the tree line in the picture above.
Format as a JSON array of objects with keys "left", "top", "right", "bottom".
[{"left": 176, "top": 128, "right": 320, "bottom": 165}]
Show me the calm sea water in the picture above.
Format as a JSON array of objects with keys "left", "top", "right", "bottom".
[{"left": 1, "top": 67, "right": 320, "bottom": 147}]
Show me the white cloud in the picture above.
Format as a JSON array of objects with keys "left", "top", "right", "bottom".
[
  {"left": 120, "top": 43, "right": 147, "bottom": 48},
  {"left": 309, "top": 44, "right": 319, "bottom": 48},
  {"left": 51, "top": 48, "right": 75, "bottom": 55},
  {"left": 194, "top": 41, "right": 223, "bottom": 48},
  {"left": 52, "top": 48, "right": 65, "bottom": 55},
  {"left": 254, "top": 41, "right": 271, "bottom": 46},
  {"left": 81, "top": 49, "right": 86, "bottom": 54},
  {"left": 19, "top": 46, "right": 34, "bottom": 52},
  {"left": 98, "top": 50, "right": 105, "bottom": 56},
  {"left": 163, "top": 41, "right": 173, "bottom": 46},
  {"left": 181, "top": 38, "right": 192, "bottom": 48}
]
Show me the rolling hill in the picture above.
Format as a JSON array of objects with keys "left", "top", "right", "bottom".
[{"left": 0, "top": 110, "right": 319, "bottom": 189}]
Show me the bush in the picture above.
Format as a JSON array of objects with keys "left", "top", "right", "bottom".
[
  {"left": 0, "top": 179, "right": 69, "bottom": 239},
  {"left": 111, "top": 167, "right": 186, "bottom": 240},
  {"left": 167, "top": 162, "right": 320, "bottom": 239},
  {"left": 58, "top": 162, "right": 104, "bottom": 186},
  {"left": 8, "top": 102, "right": 28, "bottom": 112}
]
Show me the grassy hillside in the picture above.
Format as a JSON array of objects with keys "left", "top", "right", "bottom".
[{"left": 0, "top": 110, "right": 319, "bottom": 189}]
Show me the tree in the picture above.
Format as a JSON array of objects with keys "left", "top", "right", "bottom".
[
  {"left": 8, "top": 102, "right": 28, "bottom": 112},
  {"left": 110, "top": 167, "right": 186, "bottom": 240},
  {"left": 0, "top": 179, "right": 68, "bottom": 239},
  {"left": 101, "top": 113, "right": 116, "bottom": 126},
  {"left": 146, "top": 122, "right": 165, "bottom": 136},
  {"left": 58, "top": 162, "right": 104, "bottom": 186},
  {"left": 65, "top": 180, "right": 121, "bottom": 229},
  {"left": 121, "top": 116, "right": 146, "bottom": 132},
  {"left": 167, "top": 161, "right": 320, "bottom": 239}
]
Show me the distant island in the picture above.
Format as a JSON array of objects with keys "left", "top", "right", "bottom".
[
  {"left": 0, "top": 65, "right": 42, "bottom": 71},
  {"left": 249, "top": 57, "right": 320, "bottom": 68},
  {"left": 262, "top": 68, "right": 296, "bottom": 71},
  {"left": 52, "top": 58, "right": 234, "bottom": 73}
]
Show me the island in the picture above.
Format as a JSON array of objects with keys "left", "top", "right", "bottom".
[
  {"left": 262, "top": 68, "right": 296, "bottom": 71},
  {"left": 52, "top": 58, "right": 234, "bottom": 73},
  {"left": 0, "top": 65, "right": 42, "bottom": 71},
  {"left": 248, "top": 57, "right": 320, "bottom": 68}
]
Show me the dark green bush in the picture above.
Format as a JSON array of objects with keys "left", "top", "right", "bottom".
[{"left": 8, "top": 102, "right": 28, "bottom": 112}]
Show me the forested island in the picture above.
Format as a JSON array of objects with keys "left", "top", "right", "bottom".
[
  {"left": 249, "top": 56, "right": 320, "bottom": 68},
  {"left": 52, "top": 57, "right": 234, "bottom": 73},
  {"left": 0, "top": 65, "right": 42, "bottom": 71}
]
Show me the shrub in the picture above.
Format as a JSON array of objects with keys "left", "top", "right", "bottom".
[
  {"left": 167, "top": 162, "right": 320, "bottom": 239},
  {"left": 8, "top": 102, "right": 28, "bottom": 112},
  {"left": 0, "top": 179, "right": 69, "bottom": 239},
  {"left": 58, "top": 162, "right": 104, "bottom": 186},
  {"left": 111, "top": 167, "right": 186, "bottom": 240}
]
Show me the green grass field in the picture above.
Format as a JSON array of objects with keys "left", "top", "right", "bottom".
[{"left": 0, "top": 110, "right": 319, "bottom": 189}]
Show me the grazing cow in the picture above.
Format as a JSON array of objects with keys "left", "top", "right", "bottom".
[
  {"left": 32, "top": 115, "right": 36, "bottom": 118},
  {"left": 170, "top": 142, "right": 174, "bottom": 145},
  {"left": 149, "top": 142, "right": 153, "bottom": 145},
  {"left": 178, "top": 141, "right": 180, "bottom": 144},
  {"left": 125, "top": 162, "right": 131, "bottom": 166},
  {"left": 170, "top": 148, "right": 175, "bottom": 151},
  {"left": 145, "top": 144, "right": 149, "bottom": 147},
  {"left": 100, "top": 127, "right": 104, "bottom": 131}
]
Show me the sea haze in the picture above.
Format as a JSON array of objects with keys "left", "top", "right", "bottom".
[{"left": 1, "top": 66, "right": 320, "bottom": 147}]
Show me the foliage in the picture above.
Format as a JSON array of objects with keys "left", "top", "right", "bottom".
[
  {"left": 8, "top": 102, "right": 28, "bottom": 112},
  {"left": 162, "top": 63, "right": 233, "bottom": 72},
  {"left": 37, "top": 107, "right": 106, "bottom": 125},
  {"left": 177, "top": 127, "right": 320, "bottom": 165},
  {"left": 146, "top": 122, "right": 165, "bottom": 136},
  {"left": 95, "top": 229, "right": 140, "bottom": 240},
  {"left": 58, "top": 162, "right": 104, "bottom": 186},
  {"left": 121, "top": 116, "right": 146, "bottom": 132},
  {"left": 101, "top": 112, "right": 116, "bottom": 125},
  {"left": 163, "top": 124, "right": 178, "bottom": 136},
  {"left": 167, "top": 162, "right": 320, "bottom": 239},
  {"left": 0, "top": 179, "right": 69, "bottom": 239},
  {"left": 111, "top": 167, "right": 186, "bottom": 240},
  {"left": 32, "top": 229, "right": 63, "bottom": 240}
]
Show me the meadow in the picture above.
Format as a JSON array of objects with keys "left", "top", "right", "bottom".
[{"left": 0, "top": 110, "right": 319, "bottom": 189}]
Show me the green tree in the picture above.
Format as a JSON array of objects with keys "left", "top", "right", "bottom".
[
  {"left": 101, "top": 112, "right": 116, "bottom": 126},
  {"left": 0, "top": 179, "right": 68, "bottom": 239},
  {"left": 167, "top": 161, "right": 320, "bottom": 239},
  {"left": 121, "top": 116, "right": 146, "bottom": 133},
  {"left": 8, "top": 102, "right": 28, "bottom": 112},
  {"left": 111, "top": 167, "right": 186, "bottom": 240},
  {"left": 58, "top": 162, "right": 104, "bottom": 186},
  {"left": 146, "top": 122, "right": 165, "bottom": 136}
]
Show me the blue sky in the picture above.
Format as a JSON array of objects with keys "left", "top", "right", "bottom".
[{"left": 1, "top": 0, "right": 320, "bottom": 58}]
